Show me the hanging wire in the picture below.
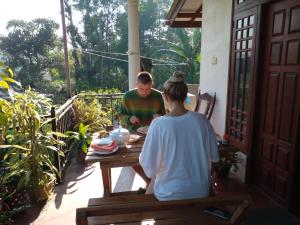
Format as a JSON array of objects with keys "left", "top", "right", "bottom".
[
  {"left": 140, "top": 55, "right": 184, "bottom": 65},
  {"left": 85, "top": 48, "right": 185, "bottom": 65},
  {"left": 86, "top": 48, "right": 128, "bottom": 56},
  {"left": 152, "top": 63, "right": 187, "bottom": 66},
  {"left": 68, "top": 40, "right": 187, "bottom": 65},
  {"left": 79, "top": 48, "right": 128, "bottom": 63},
  {"left": 73, "top": 47, "right": 188, "bottom": 66}
]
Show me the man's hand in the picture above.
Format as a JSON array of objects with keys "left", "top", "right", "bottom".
[{"left": 130, "top": 115, "right": 140, "bottom": 125}]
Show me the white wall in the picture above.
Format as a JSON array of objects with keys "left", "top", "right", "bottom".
[{"left": 200, "top": 0, "right": 233, "bottom": 136}]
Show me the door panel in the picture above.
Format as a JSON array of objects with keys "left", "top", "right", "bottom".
[
  {"left": 256, "top": 0, "right": 300, "bottom": 206},
  {"left": 279, "top": 73, "right": 298, "bottom": 141},
  {"left": 289, "top": 6, "right": 300, "bottom": 32},
  {"left": 275, "top": 146, "right": 289, "bottom": 171},
  {"left": 264, "top": 72, "right": 280, "bottom": 134},
  {"left": 286, "top": 40, "right": 299, "bottom": 65}
]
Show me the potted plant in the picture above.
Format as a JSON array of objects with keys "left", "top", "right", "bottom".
[
  {"left": 66, "top": 123, "right": 92, "bottom": 164},
  {"left": 216, "top": 150, "right": 239, "bottom": 178}
]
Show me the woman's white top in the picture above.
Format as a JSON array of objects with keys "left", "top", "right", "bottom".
[{"left": 139, "top": 111, "right": 219, "bottom": 201}]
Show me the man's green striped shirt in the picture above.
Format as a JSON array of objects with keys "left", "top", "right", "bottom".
[{"left": 119, "top": 89, "right": 165, "bottom": 131}]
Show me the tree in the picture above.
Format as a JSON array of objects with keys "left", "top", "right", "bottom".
[
  {"left": 64, "top": 0, "right": 200, "bottom": 91},
  {"left": 0, "top": 19, "right": 67, "bottom": 102},
  {"left": 153, "top": 28, "right": 201, "bottom": 84},
  {"left": 65, "top": 0, "right": 126, "bottom": 90}
]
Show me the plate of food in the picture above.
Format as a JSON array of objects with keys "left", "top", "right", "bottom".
[
  {"left": 90, "top": 146, "right": 119, "bottom": 155},
  {"left": 92, "top": 130, "right": 109, "bottom": 138},
  {"left": 137, "top": 126, "right": 149, "bottom": 135}
]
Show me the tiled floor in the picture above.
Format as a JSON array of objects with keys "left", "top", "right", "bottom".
[
  {"left": 15, "top": 159, "right": 276, "bottom": 225},
  {"left": 15, "top": 160, "right": 145, "bottom": 225}
]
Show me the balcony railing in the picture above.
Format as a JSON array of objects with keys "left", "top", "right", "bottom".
[
  {"left": 77, "top": 93, "right": 123, "bottom": 124},
  {"left": 49, "top": 93, "right": 123, "bottom": 181}
]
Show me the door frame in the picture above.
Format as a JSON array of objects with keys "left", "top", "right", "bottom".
[{"left": 291, "top": 110, "right": 300, "bottom": 211}]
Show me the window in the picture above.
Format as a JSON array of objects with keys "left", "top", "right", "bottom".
[{"left": 228, "top": 10, "right": 257, "bottom": 150}]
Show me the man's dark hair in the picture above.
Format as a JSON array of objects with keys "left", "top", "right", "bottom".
[{"left": 137, "top": 71, "right": 153, "bottom": 85}]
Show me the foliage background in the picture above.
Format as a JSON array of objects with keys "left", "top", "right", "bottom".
[{"left": 0, "top": 0, "right": 201, "bottom": 103}]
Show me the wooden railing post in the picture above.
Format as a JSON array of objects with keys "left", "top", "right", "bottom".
[
  {"left": 51, "top": 106, "right": 61, "bottom": 183},
  {"left": 110, "top": 95, "right": 114, "bottom": 123}
]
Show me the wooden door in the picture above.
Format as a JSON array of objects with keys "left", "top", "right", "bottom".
[
  {"left": 256, "top": 0, "right": 300, "bottom": 206},
  {"left": 227, "top": 7, "right": 258, "bottom": 153}
]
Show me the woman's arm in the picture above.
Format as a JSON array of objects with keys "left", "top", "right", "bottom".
[{"left": 139, "top": 121, "right": 162, "bottom": 178}]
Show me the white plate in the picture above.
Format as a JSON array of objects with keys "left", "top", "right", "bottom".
[
  {"left": 137, "top": 126, "right": 149, "bottom": 135},
  {"left": 92, "top": 137, "right": 113, "bottom": 146},
  {"left": 90, "top": 146, "right": 119, "bottom": 155},
  {"left": 128, "top": 134, "right": 142, "bottom": 143}
]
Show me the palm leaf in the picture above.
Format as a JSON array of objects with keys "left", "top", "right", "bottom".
[
  {"left": 0, "top": 144, "right": 30, "bottom": 151},
  {"left": 49, "top": 131, "right": 68, "bottom": 138},
  {"left": 0, "top": 80, "right": 9, "bottom": 89}
]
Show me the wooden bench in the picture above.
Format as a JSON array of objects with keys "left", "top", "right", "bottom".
[{"left": 76, "top": 193, "right": 251, "bottom": 225}]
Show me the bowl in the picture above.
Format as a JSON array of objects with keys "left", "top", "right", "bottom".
[{"left": 109, "top": 126, "right": 129, "bottom": 147}]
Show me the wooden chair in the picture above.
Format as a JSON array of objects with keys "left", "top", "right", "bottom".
[
  {"left": 194, "top": 91, "right": 216, "bottom": 120},
  {"left": 76, "top": 193, "right": 251, "bottom": 225}
]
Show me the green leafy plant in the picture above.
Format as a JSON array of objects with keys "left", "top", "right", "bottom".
[
  {"left": 0, "top": 61, "right": 21, "bottom": 97},
  {"left": 0, "top": 182, "right": 30, "bottom": 225},
  {"left": 66, "top": 123, "right": 92, "bottom": 164},
  {"left": 0, "top": 61, "right": 21, "bottom": 143},
  {"left": 0, "top": 91, "right": 66, "bottom": 202},
  {"left": 22, "top": 88, "right": 53, "bottom": 116},
  {"left": 73, "top": 98, "right": 111, "bottom": 133}
]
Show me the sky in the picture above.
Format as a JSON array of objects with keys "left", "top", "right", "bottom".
[{"left": 0, "top": 0, "right": 63, "bottom": 36}]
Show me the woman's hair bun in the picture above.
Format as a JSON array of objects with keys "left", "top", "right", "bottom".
[{"left": 163, "top": 71, "right": 187, "bottom": 102}]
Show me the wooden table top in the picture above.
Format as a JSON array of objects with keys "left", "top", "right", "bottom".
[
  {"left": 85, "top": 134, "right": 239, "bottom": 167},
  {"left": 85, "top": 136, "right": 144, "bottom": 166}
]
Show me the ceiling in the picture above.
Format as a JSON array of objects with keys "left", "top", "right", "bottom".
[{"left": 165, "top": 0, "right": 202, "bottom": 28}]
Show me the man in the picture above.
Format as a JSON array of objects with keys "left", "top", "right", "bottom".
[
  {"left": 119, "top": 71, "right": 165, "bottom": 131},
  {"left": 119, "top": 71, "right": 165, "bottom": 188}
]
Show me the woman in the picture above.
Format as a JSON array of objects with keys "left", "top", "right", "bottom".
[{"left": 139, "top": 72, "right": 219, "bottom": 201}]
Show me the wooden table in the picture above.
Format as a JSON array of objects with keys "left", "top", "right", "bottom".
[
  {"left": 85, "top": 136, "right": 144, "bottom": 196},
  {"left": 86, "top": 135, "right": 239, "bottom": 197}
]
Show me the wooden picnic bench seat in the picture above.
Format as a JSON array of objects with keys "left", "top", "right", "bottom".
[{"left": 76, "top": 193, "right": 251, "bottom": 225}]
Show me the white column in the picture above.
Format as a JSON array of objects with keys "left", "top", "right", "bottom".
[{"left": 128, "top": 0, "right": 140, "bottom": 90}]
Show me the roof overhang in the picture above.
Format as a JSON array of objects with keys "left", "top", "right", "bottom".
[{"left": 165, "top": 0, "right": 202, "bottom": 28}]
